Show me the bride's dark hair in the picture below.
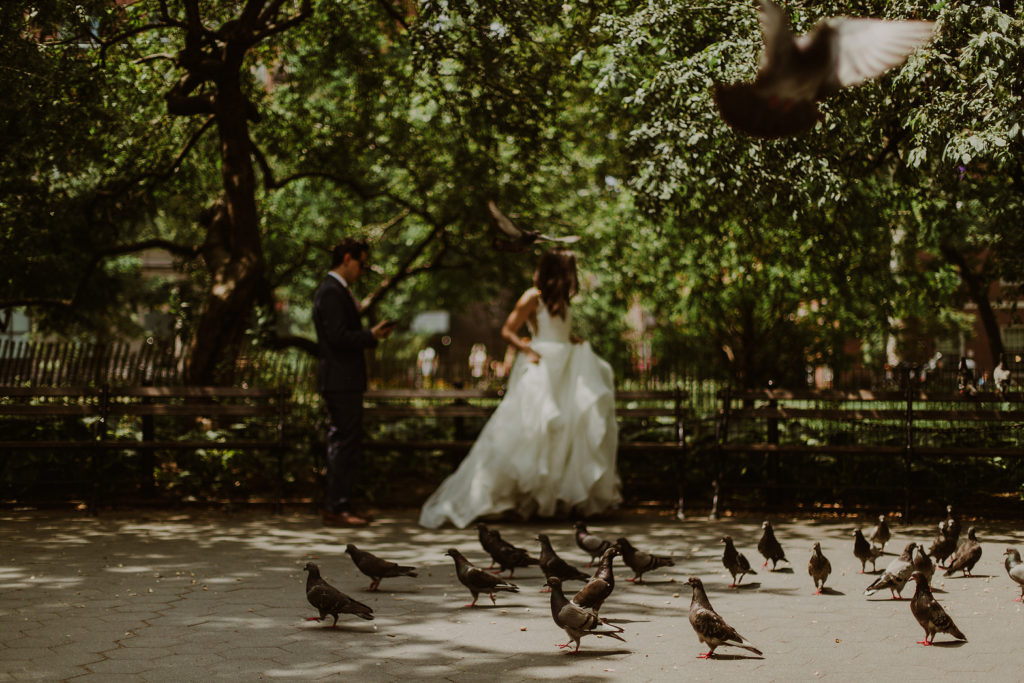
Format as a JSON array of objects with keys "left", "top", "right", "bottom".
[{"left": 534, "top": 248, "right": 578, "bottom": 319}]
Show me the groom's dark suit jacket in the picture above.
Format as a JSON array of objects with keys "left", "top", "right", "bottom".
[{"left": 313, "top": 275, "right": 378, "bottom": 393}]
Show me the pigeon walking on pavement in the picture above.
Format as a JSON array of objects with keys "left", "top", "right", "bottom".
[
  {"left": 476, "top": 523, "right": 539, "bottom": 577},
  {"left": 537, "top": 534, "right": 590, "bottom": 587},
  {"left": 302, "top": 562, "right": 374, "bottom": 627},
  {"left": 615, "top": 537, "right": 674, "bottom": 584},
  {"left": 344, "top": 544, "right": 417, "bottom": 592},
  {"left": 686, "top": 577, "right": 763, "bottom": 659},
  {"left": 721, "top": 535, "right": 756, "bottom": 587},
  {"left": 909, "top": 571, "right": 967, "bottom": 645},
  {"left": 944, "top": 505, "right": 962, "bottom": 547},
  {"left": 573, "top": 546, "right": 618, "bottom": 615},
  {"left": 912, "top": 545, "right": 935, "bottom": 587},
  {"left": 869, "top": 514, "right": 891, "bottom": 552},
  {"left": 944, "top": 526, "right": 982, "bottom": 577},
  {"left": 808, "top": 542, "right": 831, "bottom": 595},
  {"left": 446, "top": 548, "right": 520, "bottom": 607},
  {"left": 712, "top": 0, "right": 935, "bottom": 138},
  {"left": 853, "top": 528, "right": 884, "bottom": 573},
  {"left": 1003, "top": 548, "right": 1024, "bottom": 601},
  {"left": 573, "top": 521, "right": 613, "bottom": 566},
  {"left": 864, "top": 542, "right": 917, "bottom": 599},
  {"left": 547, "top": 576, "right": 626, "bottom": 654},
  {"left": 927, "top": 521, "right": 957, "bottom": 568},
  {"left": 757, "top": 520, "right": 788, "bottom": 570}
]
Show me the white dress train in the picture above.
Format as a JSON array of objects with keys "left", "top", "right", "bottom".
[{"left": 418, "top": 302, "right": 621, "bottom": 529}]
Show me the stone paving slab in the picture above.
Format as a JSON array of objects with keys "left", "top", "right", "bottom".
[{"left": 0, "top": 508, "right": 1021, "bottom": 681}]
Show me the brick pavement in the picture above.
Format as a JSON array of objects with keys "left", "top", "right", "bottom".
[{"left": 0, "top": 508, "right": 1021, "bottom": 681}]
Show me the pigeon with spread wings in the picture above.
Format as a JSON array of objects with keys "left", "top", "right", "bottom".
[{"left": 487, "top": 200, "right": 580, "bottom": 252}]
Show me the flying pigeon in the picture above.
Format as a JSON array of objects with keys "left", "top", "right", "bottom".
[
  {"left": 864, "top": 542, "right": 917, "bottom": 599},
  {"left": 957, "top": 357, "right": 978, "bottom": 396},
  {"left": 944, "top": 526, "right": 982, "bottom": 577},
  {"left": 712, "top": 0, "right": 936, "bottom": 138},
  {"left": 445, "top": 548, "right": 520, "bottom": 606},
  {"left": 487, "top": 200, "right": 580, "bottom": 252},
  {"left": 344, "top": 544, "right": 417, "bottom": 592},
  {"left": 808, "top": 542, "right": 831, "bottom": 595},
  {"left": 909, "top": 571, "right": 967, "bottom": 645},
  {"left": 686, "top": 577, "right": 763, "bottom": 659},
  {"left": 869, "top": 514, "right": 891, "bottom": 551},
  {"left": 757, "top": 520, "right": 788, "bottom": 570},
  {"left": 944, "top": 505, "right": 962, "bottom": 546},
  {"left": 1003, "top": 548, "right": 1024, "bottom": 601},
  {"left": 994, "top": 355, "right": 1012, "bottom": 396},
  {"left": 927, "top": 521, "right": 957, "bottom": 568},
  {"left": 721, "top": 535, "right": 756, "bottom": 587},
  {"left": 537, "top": 534, "right": 590, "bottom": 587},
  {"left": 477, "top": 523, "right": 539, "bottom": 576},
  {"left": 615, "top": 537, "right": 674, "bottom": 583},
  {"left": 573, "top": 546, "right": 618, "bottom": 615},
  {"left": 573, "top": 521, "right": 613, "bottom": 566},
  {"left": 547, "top": 576, "right": 626, "bottom": 654},
  {"left": 853, "top": 528, "right": 884, "bottom": 573},
  {"left": 302, "top": 562, "right": 374, "bottom": 627},
  {"left": 912, "top": 544, "right": 935, "bottom": 588}
]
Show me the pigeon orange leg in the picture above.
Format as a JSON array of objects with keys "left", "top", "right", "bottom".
[{"left": 697, "top": 651, "right": 714, "bottom": 659}]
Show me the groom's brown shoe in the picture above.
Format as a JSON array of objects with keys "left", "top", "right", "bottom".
[{"left": 322, "top": 511, "right": 369, "bottom": 527}]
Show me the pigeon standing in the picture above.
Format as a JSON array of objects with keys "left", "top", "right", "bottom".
[
  {"left": 869, "top": 514, "right": 891, "bottom": 551},
  {"left": 477, "top": 523, "right": 539, "bottom": 576},
  {"left": 909, "top": 571, "right": 967, "bottom": 645},
  {"left": 1003, "top": 548, "right": 1024, "bottom": 601},
  {"left": 344, "top": 544, "right": 417, "bottom": 592},
  {"left": 686, "top": 577, "right": 763, "bottom": 659},
  {"left": 853, "top": 528, "right": 884, "bottom": 573},
  {"left": 944, "top": 505, "right": 962, "bottom": 547},
  {"left": 486, "top": 200, "right": 580, "bottom": 252},
  {"left": 573, "top": 521, "right": 612, "bottom": 566},
  {"left": 537, "top": 534, "right": 590, "bottom": 587},
  {"left": 911, "top": 545, "right": 935, "bottom": 587},
  {"left": 573, "top": 546, "right": 618, "bottom": 615},
  {"left": 927, "top": 521, "right": 957, "bottom": 568},
  {"left": 712, "top": 0, "right": 935, "bottom": 138},
  {"left": 546, "top": 576, "right": 625, "bottom": 654},
  {"left": 864, "top": 542, "right": 917, "bottom": 599},
  {"left": 445, "top": 548, "right": 519, "bottom": 607},
  {"left": 302, "top": 562, "right": 374, "bottom": 627},
  {"left": 944, "top": 526, "right": 982, "bottom": 577},
  {"left": 757, "top": 520, "right": 788, "bottom": 570},
  {"left": 721, "top": 535, "right": 756, "bottom": 587},
  {"left": 615, "top": 537, "right": 675, "bottom": 583},
  {"left": 808, "top": 542, "right": 831, "bottom": 595}
]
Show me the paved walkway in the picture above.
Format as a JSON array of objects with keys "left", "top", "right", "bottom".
[{"left": 1, "top": 508, "right": 1022, "bottom": 681}]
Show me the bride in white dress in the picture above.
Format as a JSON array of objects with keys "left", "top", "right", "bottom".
[{"left": 419, "top": 249, "right": 621, "bottom": 529}]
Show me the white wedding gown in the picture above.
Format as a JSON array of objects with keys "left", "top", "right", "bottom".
[{"left": 418, "top": 301, "right": 621, "bottom": 529}]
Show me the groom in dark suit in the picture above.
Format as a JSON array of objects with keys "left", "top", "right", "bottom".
[{"left": 313, "top": 238, "right": 393, "bottom": 527}]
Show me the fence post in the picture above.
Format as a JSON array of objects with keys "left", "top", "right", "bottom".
[
  {"left": 140, "top": 379, "right": 156, "bottom": 498},
  {"left": 765, "top": 392, "right": 780, "bottom": 509},
  {"left": 711, "top": 387, "right": 731, "bottom": 520},
  {"left": 902, "top": 366, "right": 915, "bottom": 523},
  {"left": 673, "top": 384, "right": 685, "bottom": 520}
]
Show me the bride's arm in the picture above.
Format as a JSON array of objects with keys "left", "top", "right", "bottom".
[{"left": 501, "top": 288, "right": 541, "bottom": 363}]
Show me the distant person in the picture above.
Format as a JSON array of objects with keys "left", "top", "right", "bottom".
[
  {"left": 419, "top": 248, "right": 621, "bottom": 528},
  {"left": 313, "top": 238, "right": 394, "bottom": 527}
]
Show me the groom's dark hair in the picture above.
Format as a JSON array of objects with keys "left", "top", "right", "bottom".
[{"left": 330, "top": 238, "right": 369, "bottom": 269}]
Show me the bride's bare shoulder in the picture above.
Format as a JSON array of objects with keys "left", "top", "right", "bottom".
[{"left": 517, "top": 287, "right": 541, "bottom": 307}]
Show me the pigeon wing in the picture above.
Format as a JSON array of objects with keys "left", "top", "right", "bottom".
[
  {"left": 830, "top": 18, "right": 935, "bottom": 88},
  {"left": 757, "top": 0, "right": 795, "bottom": 71}
]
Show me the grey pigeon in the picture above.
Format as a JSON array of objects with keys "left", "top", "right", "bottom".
[
  {"left": 808, "top": 542, "right": 831, "bottom": 595},
  {"left": 912, "top": 545, "right": 935, "bottom": 587},
  {"left": 909, "top": 571, "right": 967, "bottom": 645},
  {"left": 869, "top": 514, "right": 891, "bottom": 551},
  {"left": 864, "top": 542, "right": 917, "bottom": 599},
  {"left": 757, "top": 520, "right": 788, "bottom": 570},
  {"left": 713, "top": 0, "right": 935, "bottom": 138},
  {"left": 927, "top": 520, "right": 957, "bottom": 568},
  {"left": 446, "top": 548, "right": 519, "bottom": 606},
  {"left": 1003, "top": 548, "right": 1024, "bottom": 602},
  {"left": 615, "top": 537, "right": 674, "bottom": 584},
  {"left": 853, "top": 528, "right": 883, "bottom": 573},
  {"left": 537, "top": 534, "right": 590, "bottom": 586},
  {"left": 345, "top": 544, "right": 417, "bottom": 592},
  {"left": 944, "top": 526, "right": 982, "bottom": 577},
  {"left": 957, "top": 357, "right": 978, "bottom": 396},
  {"left": 686, "top": 577, "right": 763, "bottom": 659},
  {"left": 487, "top": 200, "right": 580, "bottom": 252},
  {"left": 721, "top": 535, "right": 756, "bottom": 587},
  {"left": 573, "top": 521, "right": 613, "bottom": 566},
  {"left": 547, "top": 576, "right": 626, "bottom": 654},
  {"left": 944, "top": 505, "right": 962, "bottom": 547},
  {"left": 302, "top": 562, "right": 374, "bottom": 627},
  {"left": 476, "top": 523, "right": 539, "bottom": 576},
  {"left": 573, "top": 546, "right": 618, "bottom": 615}
]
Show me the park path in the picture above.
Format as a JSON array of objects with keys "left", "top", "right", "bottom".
[{"left": 1, "top": 508, "right": 1021, "bottom": 681}]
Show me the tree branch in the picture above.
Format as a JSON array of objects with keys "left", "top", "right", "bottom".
[
  {"left": 375, "top": 0, "right": 410, "bottom": 31},
  {"left": 256, "top": 0, "right": 313, "bottom": 39}
]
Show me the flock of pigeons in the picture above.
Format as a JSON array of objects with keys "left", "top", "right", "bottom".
[{"left": 301, "top": 506, "right": 1024, "bottom": 658}]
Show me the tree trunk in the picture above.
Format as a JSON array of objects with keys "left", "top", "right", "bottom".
[{"left": 940, "top": 244, "right": 1003, "bottom": 367}]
